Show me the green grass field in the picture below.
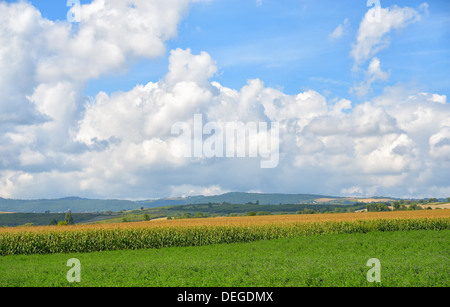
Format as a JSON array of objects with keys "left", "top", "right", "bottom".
[{"left": 1, "top": 230, "right": 448, "bottom": 287}]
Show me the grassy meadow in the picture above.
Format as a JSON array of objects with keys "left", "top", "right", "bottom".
[
  {"left": 0, "top": 210, "right": 448, "bottom": 287},
  {"left": 0, "top": 230, "right": 448, "bottom": 287}
]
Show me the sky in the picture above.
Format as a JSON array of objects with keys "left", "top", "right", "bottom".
[{"left": 0, "top": 0, "right": 449, "bottom": 200}]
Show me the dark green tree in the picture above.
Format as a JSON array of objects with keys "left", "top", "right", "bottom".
[
  {"left": 181, "top": 213, "right": 193, "bottom": 219},
  {"left": 65, "top": 211, "right": 74, "bottom": 225},
  {"left": 393, "top": 201, "right": 400, "bottom": 210},
  {"left": 367, "top": 203, "right": 390, "bottom": 212}
]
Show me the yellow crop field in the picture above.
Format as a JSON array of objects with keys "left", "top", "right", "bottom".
[
  {"left": 0, "top": 209, "right": 448, "bottom": 234},
  {"left": 1, "top": 210, "right": 448, "bottom": 256},
  {"left": 146, "top": 209, "right": 450, "bottom": 227}
]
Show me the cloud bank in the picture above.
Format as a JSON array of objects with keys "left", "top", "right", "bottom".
[{"left": 0, "top": 1, "right": 449, "bottom": 199}]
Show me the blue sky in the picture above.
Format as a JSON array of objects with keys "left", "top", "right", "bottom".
[
  {"left": 1, "top": 0, "right": 450, "bottom": 199},
  {"left": 21, "top": 0, "right": 450, "bottom": 100}
]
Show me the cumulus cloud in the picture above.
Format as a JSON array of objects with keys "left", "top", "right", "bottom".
[
  {"left": 351, "top": 4, "right": 423, "bottom": 67},
  {"left": 2, "top": 45, "right": 450, "bottom": 198},
  {"left": 349, "top": 3, "right": 427, "bottom": 97},
  {"left": 0, "top": 0, "right": 196, "bottom": 132},
  {"left": 0, "top": 1, "right": 449, "bottom": 200},
  {"left": 37, "top": 0, "right": 194, "bottom": 83},
  {"left": 49, "top": 50, "right": 450, "bottom": 199},
  {"left": 0, "top": 0, "right": 205, "bottom": 198},
  {"left": 351, "top": 57, "right": 390, "bottom": 97}
]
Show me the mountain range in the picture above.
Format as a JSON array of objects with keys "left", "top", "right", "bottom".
[{"left": 0, "top": 192, "right": 394, "bottom": 213}]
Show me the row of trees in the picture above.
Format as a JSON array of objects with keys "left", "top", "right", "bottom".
[
  {"left": 392, "top": 198, "right": 450, "bottom": 206},
  {"left": 366, "top": 202, "right": 437, "bottom": 212},
  {"left": 49, "top": 197, "right": 450, "bottom": 224},
  {"left": 171, "top": 208, "right": 360, "bottom": 219},
  {"left": 172, "top": 212, "right": 212, "bottom": 219},
  {"left": 49, "top": 211, "right": 74, "bottom": 225},
  {"left": 366, "top": 203, "right": 391, "bottom": 212}
]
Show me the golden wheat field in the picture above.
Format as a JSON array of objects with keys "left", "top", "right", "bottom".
[
  {"left": 1, "top": 210, "right": 448, "bottom": 256},
  {"left": 1, "top": 209, "right": 449, "bottom": 234}
]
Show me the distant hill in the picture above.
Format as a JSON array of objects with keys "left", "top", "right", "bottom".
[
  {"left": 0, "top": 192, "right": 396, "bottom": 213},
  {"left": 187, "top": 192, "right": 342, "bottom": 205},
  {"left": 0, "top": 197, "right": 138, "bottom": 213},
  {"left": 0, "top": 212, "right": 112, "bottom": 227},
  {"left": 136, "top": 192, "right": 349, "bottom": 208}
]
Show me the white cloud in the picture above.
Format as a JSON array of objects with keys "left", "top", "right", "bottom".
[
  {"left": 0, "top": 0, "right": 207, "bottom": 198},
  {"left": 430, "top": 94, "right": 447, "bottom": 104},
  {"left": 329, "top": 18, "right": 349, "bottom": 40},
  {"left": 351, "top": 57, "right": 390, "bottom": 97},
  {"left": 349, "top": 4, "right": 426, "bottom": 97},
  {"left": 1, "top": 44, "right": 450, "bottom": 199},
  {"left": 429, "top": 126, "right": 450, "bottom": 161},
  {"left": 77, "top": 49, "right": 216, "bottom": 147},
  {"left": 0, "top": 1, "right": 449, "bottom": 200},
  {"left": 70, "top": 53, "right": 450, "bottom": 199},
  {"left": 351, "top": 5, "right": 422, "bottom": 67},
  {"left": 169, "top": 184, "right": 229, "bottom": 197},
  {"left": 165, "top": 48, "right": 218, "bottom": 90}
]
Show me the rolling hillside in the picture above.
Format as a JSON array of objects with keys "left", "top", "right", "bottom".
[
  {"left": 136, "top": 192, "right": 349, "bottom": 208},
  {"left": 0, "top": 197, "right": 138, "bottom": 213},
  {"left": 0, "top": 192, "right": 397, "bottom": 213}
]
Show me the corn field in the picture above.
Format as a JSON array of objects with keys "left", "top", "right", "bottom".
[{"left": 1, "top": 214, "right": 449, "bottom": 256}]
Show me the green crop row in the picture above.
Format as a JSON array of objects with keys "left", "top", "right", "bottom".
[{"left": 1, "top": 218, "right": 448, "bottom": 256}]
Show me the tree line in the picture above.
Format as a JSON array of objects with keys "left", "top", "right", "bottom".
[{"left": 366, "top": 198, "right": 449, "bottom": 212}]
